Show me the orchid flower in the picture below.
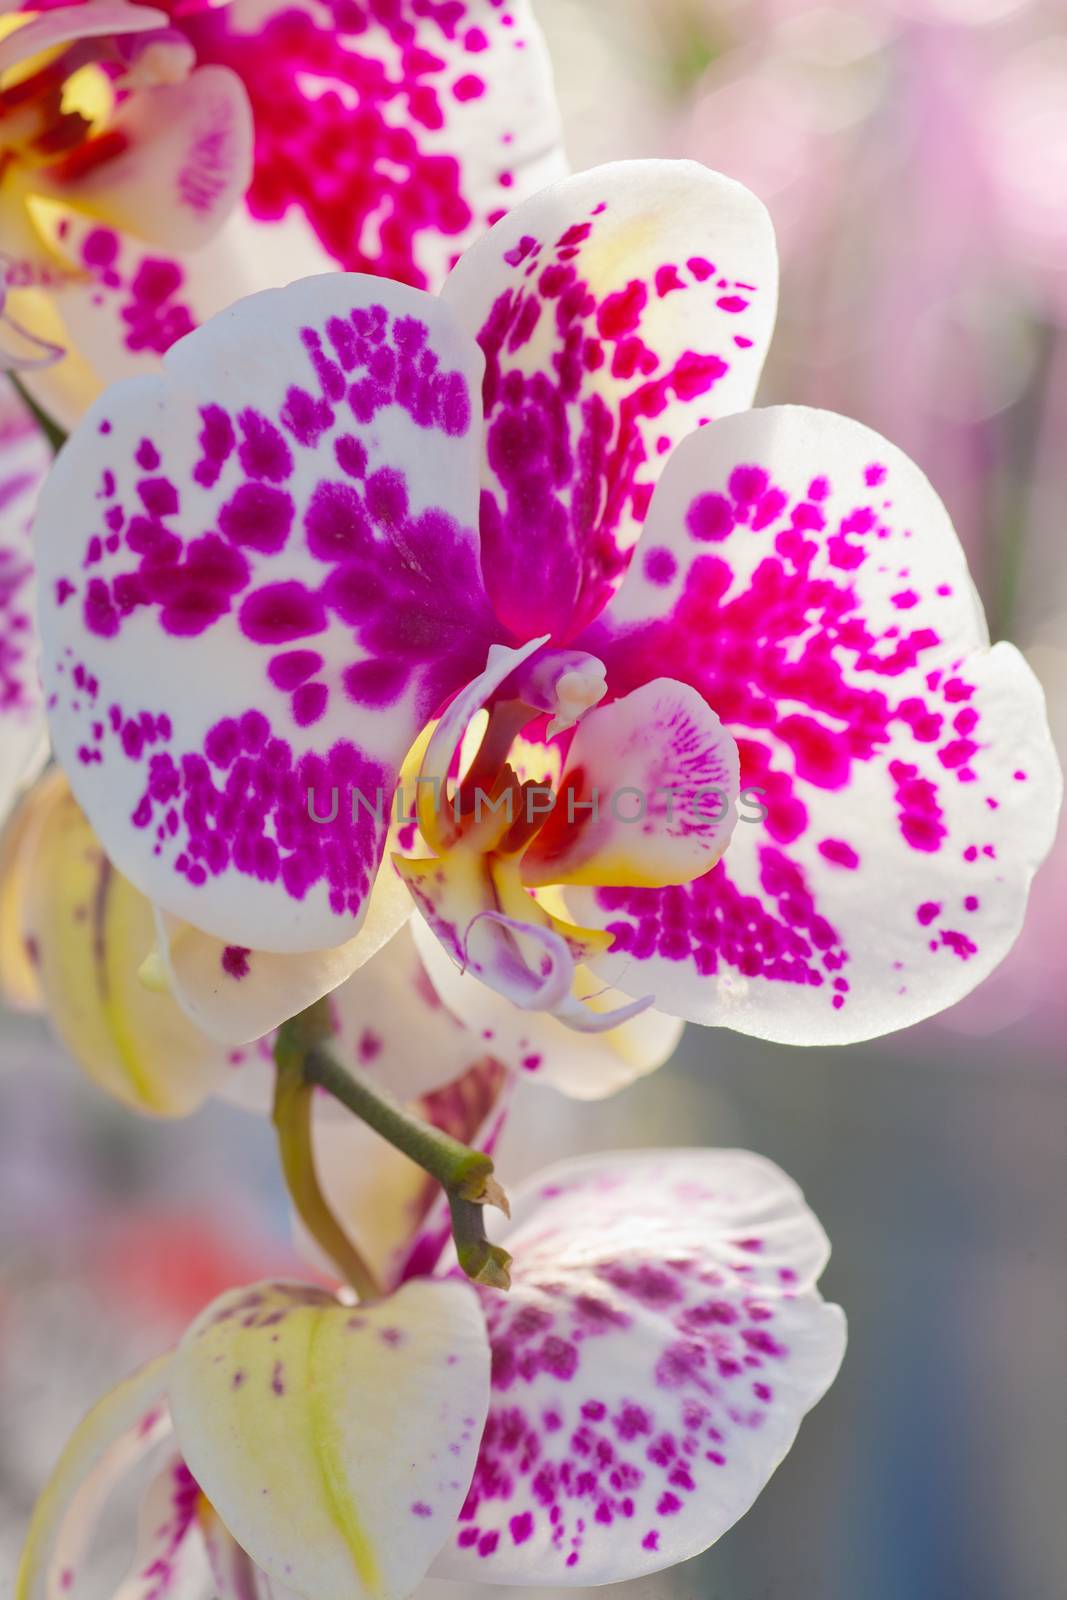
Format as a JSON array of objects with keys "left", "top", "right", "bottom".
[
  {"left": 31, "top": 159, "right": 1061, "bottom": 1070},
  {"left": 1, "top": 0, "right": 565, "bottom": 425},
  {"left": 0, "top": 376, "right": 50, "bottom": 827},
  {"left": 17, "top": 1148, "right": 846, "bottom": 1598},
  {"left": 0, "top": 766, "right": 681, "bottom": 1111}
]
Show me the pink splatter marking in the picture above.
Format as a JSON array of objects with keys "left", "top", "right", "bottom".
[
  {"left": 185, "top": 0, "right": 527, "bottom": 290},
  {"left": 469, "top": 202, "right": 766, "bottom": 638},
  {"left": 221, "top": 944, "right": 251, "bottom": 978}
]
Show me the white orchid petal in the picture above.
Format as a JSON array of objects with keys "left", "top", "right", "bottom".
[
  {"left": 572, "top": 406, "right": 1062, "bottom": 1043},
  {"left": 36, "top": 274, "right": 492, "bottom": 953},
  {"left": 152, "top": 854, "right": 413, "bottom": 1048},
  {"left": 17, "top": 1355, "right": 173, "bottom": 1600},
  {"left": 436, "top": 1149, "right": 844, "bottom": 1586},
  {"left": 8, "top": 773, "right": 234, "bottom": 1116}
]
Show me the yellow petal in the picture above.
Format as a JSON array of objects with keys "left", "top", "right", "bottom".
[
  {"left": 15, "top": 772, "right": 233, "bottom": 1115},
  {"left": 0, "top": 773, "right": 54, "bottom": 1012}
]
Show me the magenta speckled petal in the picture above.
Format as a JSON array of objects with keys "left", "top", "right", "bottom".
[
  {"left": 442, "top": 160, "right": 778, "bottom": 640},
  {"left": 182, "top": 0, "right": 567, "bottom": 293},
  {"left": 112, "top": 1452, "right": 213, "bottom": 1598},
  {"left": 0, "top": 385, "right": 51, "bottom": 830},
  {"left": 35, "top": 274, "right": 496, "bottom": 952},
  {"left": 435, "top": 1148, "right": 844, "bottom": 1586},
  {"left": 17, "top": 0, "right": 565, "bottom": 429},
  {"left": 570, "top": 406, "right": 1062, "bottom": 1044}
]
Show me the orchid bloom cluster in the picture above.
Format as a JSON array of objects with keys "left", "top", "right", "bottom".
[{"left": 0, "top": 2, "right": 1062, "bottom": 1598}]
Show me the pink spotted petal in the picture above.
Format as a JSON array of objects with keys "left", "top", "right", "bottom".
[
  {"left": 36, "top": 274, "right": 495, "bottom": 952},
  {"left": 181, "top": 0, "right": 566, "bottom": 292},
  {"left": 412, "top": 909, "right": 684, "bottom": 1099},
  {"left": 18, "top": 0, "right": 567, "bottom": 433},
  {"left": 13, "top": 213, "right": 319, "bottom": 434},
  {"left": 441, "top": 161, "right": 778, "bottom": 641},
  {"left": 0, "top": 380, "right": 51, "bottom": 830},
  {"left": 571, "top": 407, "right": 1063, "bottom": 1043},
  {"left": 38, "top": 66, "right": 253, "bottom": 254},
  {"left": 435, "top": 1148, "right": 844, "bottom": 1585},
  {"left": 522, "top": 677, "right": 740, "bottom": 890}
]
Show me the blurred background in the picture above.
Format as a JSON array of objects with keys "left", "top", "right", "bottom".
[{"left": 2, "top": 0, "right": 1065, "bottom": 1596}]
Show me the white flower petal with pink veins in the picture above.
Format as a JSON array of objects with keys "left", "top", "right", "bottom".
[
  {"left": 521, "top": 677, "right": 741, "bottom": 890},
  {"left": 14, "top": 1344, "right": 297, "bottom": 1599},
  {"left": 441, "top": 161, "right": 778, "bottom": 640},
  {"left": 0, "top": 381, "right": 51, "bottom": 830},
  {"left": 569, "top": 406, "right": 1063, "bottom": 1045},
  {"left": 36, "top": 66, "right": 254, "bottom": 255},
  {"left": 434, "top": 1148, "right": 845, "bottom": 1586},
  {"left": 35, "top": 273, "right": 501, "bottom": 953}
]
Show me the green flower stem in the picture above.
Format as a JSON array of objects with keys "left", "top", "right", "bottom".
[
  {"left": 271, "top": 1062, "right": 382, "bottom": 1303},
  {"left": 275, "top": 1000, "right": 512, "bottom": 1290},
  {"left": 305, "top": 1039, "right": 495, "bottom": 1194}
]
